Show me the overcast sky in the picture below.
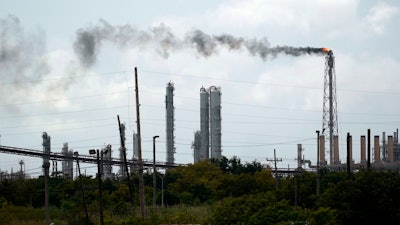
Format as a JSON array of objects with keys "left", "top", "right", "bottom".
[{"left": 1, "top": 0, "right": 400, "bottom": 177}]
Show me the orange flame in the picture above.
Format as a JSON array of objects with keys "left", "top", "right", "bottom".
[{"left": 321, "top": 47, "right": 330, "bottom": 53}]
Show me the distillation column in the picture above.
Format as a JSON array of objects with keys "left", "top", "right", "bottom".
[
  {"left": 209, "top": 86, "right": 222, "bottom": 159},
  {"left": 165, "top": 82, "right": 175, "bottom": 166},
  {"left": 199, "top": 87, "right": 209, "bottom": 160}
]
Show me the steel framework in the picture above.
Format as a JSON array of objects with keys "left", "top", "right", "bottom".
[{"left": 322, "top": 50, "right": 338, "bottom": 165}]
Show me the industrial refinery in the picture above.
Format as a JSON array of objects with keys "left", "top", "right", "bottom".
[{"left": 1, "top": 49, "right": 400, "bottom": 180}]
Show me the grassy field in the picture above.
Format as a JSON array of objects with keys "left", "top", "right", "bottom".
[{"left": 0, "top": 204, "right": 211, "bottom": 225}]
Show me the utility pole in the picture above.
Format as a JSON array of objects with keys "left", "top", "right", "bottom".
[
  {"left": 316, "top": 130, "right": 320, "bottom": 196},
  {"left": 160, "top": 173, "right": 165, "bottom": 208},
  {"left": 97, "top": 150, "right": 104, "bottom": 225},
  {"left": 367, "top": 129, "right": 371, "bottom": 170},
  {"left": 42, "top": 132, "right": 51, "bottom": 225},
  {"left": 347, "top": 132, "right": 351, "bottom": 176},
  {"left": 294, "top": 169, "right": 298, "bottom": 206},
  {"left": 118, "top": 115, "right": 135, "bottom": 206},
  {"left": 74, "top": 152, "right": 89, "bottom": 225},
  {"left": 89, "top": 149, "right": 108, "bottom": 225},
  {"left": 266, "top": 149, "right": 282, "bottom": 189},
  {"left": 44, "top": 164, "right": 50, "bottom": 225},
  {"left": 153, "top": 135, "right": 159, "bottom": 208},
  {"left": 135, "top": 67, "right": 146, "bottom": 218}
]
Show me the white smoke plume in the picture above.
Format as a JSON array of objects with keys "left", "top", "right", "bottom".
[
  {"left": 0, "top": 15, "right": 78, "bottom": 112},
  {"left": 0, "top": 15, "right": 50, "bottom": 87}
]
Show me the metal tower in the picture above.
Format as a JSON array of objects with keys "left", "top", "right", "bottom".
[
  {"left": 165, "top": 82, "right": 175, "bottom": 166},
  {"left": 322, "top": 49, "right": 338, "bottom": 165}
]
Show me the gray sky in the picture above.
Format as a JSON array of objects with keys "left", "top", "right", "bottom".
[{"left": 1, "top": 0, "right": 400, "bottom": 176}]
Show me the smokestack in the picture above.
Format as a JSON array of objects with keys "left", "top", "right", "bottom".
[
  {"left": 297, "top": 144, "right": 302, "bottom": 169},
  {"left": 374, "top": 135, "right": 380, "bottom": 163},
  {"left": 367, "top": 129, "right": 371, "bottom": 169},
  {"left": 319, "top": 135, "right": 325, "bottom": 165},
  {"left": 388, "top": 135, "right": 393, "bottom": 163},
  {"left": 165, "top": 82, "right": 175, "bottom": 166},
  {"left": 349, "top": 134, "right": 353, "bottom": 165},
  {"left": 346, "top": 133, "right": 351, "bottom": 174},
  {"left": 382, "top": 132, "right": 387, "bottom": 160},
  {"left": 333, "top": 135, "right": 339, "bottom": 165},
  {"left": 360, "top": 135, "right": 366, "bottom": 165}
]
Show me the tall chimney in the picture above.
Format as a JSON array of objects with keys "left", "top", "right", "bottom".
[
  {"left": 297, "top": 144, "right": 302, "bottom": 169},
  {"left": 382, "top": 132, "right": 387, "bottom": 160},
  {"left": 388, "top": 135, "right": 394, "bottom": 163},
  {"left": 320, "top": 135, "right": 325, "bottom": 165},
  {"left": 349, "top": 135, "right": 353, "bottom": 164},
  {"left": 333, "top": 135, "right": 339, "bottom": 165},
  {"left": 360, "top": 135, "right": 366, "bottom": 165},
  {"left": 374, "top": 135, "right": 380, "bottom": 163}
]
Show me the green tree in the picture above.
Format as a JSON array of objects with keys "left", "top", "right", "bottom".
[
  {"left": 169, "top": 160, "right": 223, "bottom": 204},
  {"left": 318, "top": 169, "right": 400, "bottom": 224}
]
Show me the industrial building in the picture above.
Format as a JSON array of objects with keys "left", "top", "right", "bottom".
[{"left": 193, "top": 86, "right": 222, "bottom": 163}]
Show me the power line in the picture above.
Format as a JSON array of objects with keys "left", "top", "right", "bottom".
[{"left": 0, "top": 105, "right": 129, "bottom": 119}]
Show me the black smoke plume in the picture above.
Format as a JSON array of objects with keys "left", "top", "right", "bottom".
[{"left": 73, "top": 19, "right": 326, "bottom": 68}]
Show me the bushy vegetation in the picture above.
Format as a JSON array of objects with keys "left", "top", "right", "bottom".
[{"left": 1, "top": 157, "right": 400, "bottom": 224}]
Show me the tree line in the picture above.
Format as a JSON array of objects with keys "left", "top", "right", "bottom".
[{"left": 0, "top": 156, "right": 400, "bottom": 224}]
